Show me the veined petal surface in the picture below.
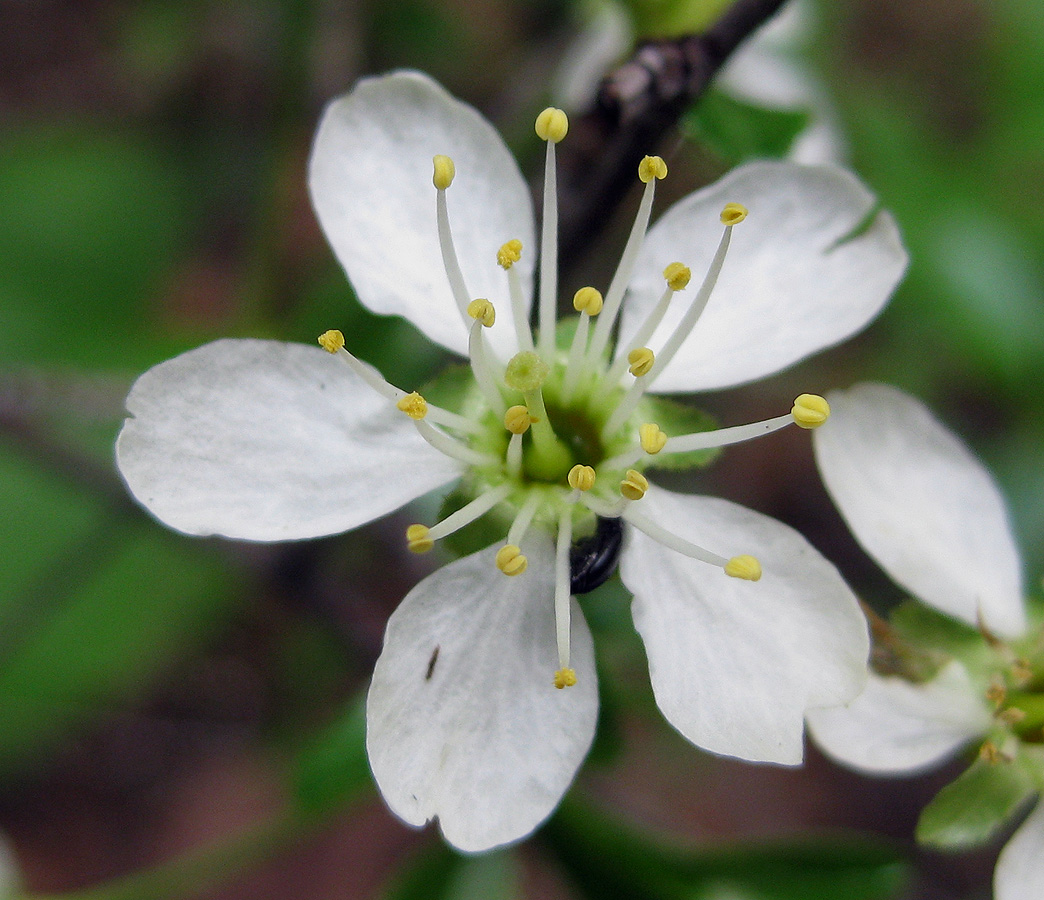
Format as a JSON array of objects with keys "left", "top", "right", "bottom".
[
  {"left": 814, "top": 383, "right": 1026, "bottom": 638},
  {"left": 116, "top": 339, "right": 462, "bottom": 541},
  {"left": 995, "top": 798, "right": 1044, "bottom": 900},
  {"left": 806, "top": 661, "right": 990, "bottom": 774},
  {"left": 620, "top": 162, "right": 907, "bottom": 392},
  {"left": 621, "top": 486, "right": 868, "bottom": 765},
  {"left": 309, "top": 70, "right": 535, "bottom": 360},
  {"left": 366, "top": 537, "right": 597, "bottom": 852}
]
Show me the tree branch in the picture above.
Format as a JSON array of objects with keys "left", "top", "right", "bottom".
[{"left": 557, "top": 0, "right": 789, "bottom": 264}]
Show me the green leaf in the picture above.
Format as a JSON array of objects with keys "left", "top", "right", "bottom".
[
  {"left": 548, "top": 797, "right": 908, "bottom": 900},
  {"left": 290, "top": 692, "right": 372, "bottom": 820},
  {"left": 0, "top": 124, "right": 191, "bottom": 370},
  {"left": 0, "top": 520, "right": 238, "bottom": 774},
  {"left": 916, "top": 759, "right": 1036, "bottom": 849},
  {"left": 637, "top": 394, "right": 720, "bottom": 470},
  {"left": 682, "top": 90, "right": 812, "bottom": 166},
  {"left": 888, "top": 601, "right": 984, "bottom": 662}
]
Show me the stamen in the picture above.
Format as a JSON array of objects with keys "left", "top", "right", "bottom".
[
  {"left": 433, "top": 155, "right": 473, "bottom": 328},
  {"left": 396, "top": 392, "right": 428, "bottom": 419},
  {"left": 504, "top": 404, "right": 532, "bottom": 478},
  {"left": 467, "top": 298, "right": 496, "bottom": 328},
  {"left": 586, "top": 155, "right": 667, "bottom": 368},
  {"left": 620, "top": 469, "right": 649, "bottom": 501},
  {"left": 662, "top": 413, "right": 795, "bottom": 454},
  {"left": 623, "top": 507, "right": 731, "bottom": 569},
  {"left": 580, "top": 493, "right": 626, "bottom": 518},
  {"left": 413, "top": 418, "right": 498, "bottom": 467},
  {"left": 554, "top": 506, "right": 574, "bottom": 681},
  {"left": 495, "top": 544, "right": 528, "bottom": 576},
  {"left": 504, "top": 404, "right": 533, "bottom": 434},
  {"left": 600, "top": 263, "right": 690, "bottom": 391},
  {"left": 535, "top": 108, "right": 568, "bottom": 360},
  {"left": 506, "top": 491, "right": 542, "bottom": 546},
  {"left": 425, "top": 483, "right": 512, "bottom": 542},
  {"left": 645, "top": 204, "right": 744, "bottom": 389},
  {"left": 467, "top": 311, "right": 505, "bottom": 414},
  {"left": 498, "top": 239, "right": 535, "bottom": 353},
  {"left": 406, "top": 524, "right": 434, "bottom": 554},
  {"left": 791, "top": 394, "right": 830, "bottom": 429},
  {"left": 562, "top": 287, "right": 603, "bottom": 402},
  {"left": 554, "top": 668, "right": 577, "bottom": 689},
  {"left": 639, "top": 423, "right": 667, "bottom": 454},
  {"left": 320, "top": 330, "right": 480, "bottom": 433},
  {"left": 724, "top": 555, "right": 762, "bottom": 581},
  {"left": 319, "top": 330, "right": 399, "bottom": 401},
  {"left": 567, "top": 464, "right": 596, "bottom": 492},
  {"left": 601, "top": 348, "right": 656, "bottom": 441}
]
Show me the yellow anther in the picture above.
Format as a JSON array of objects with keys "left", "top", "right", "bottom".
[
  {"left": 986, "top": 678, "right": 1007, "bottom": 708},
  {"left": 980, "top": 740, "right": 1004, "bottom": 765},
  {"left": 496, "top": 544, "right": 528, "bottom": 576},
  {"left": 663, "top": 262, "right": 691, "bottom": 291},
  {"left": 620, "top": 469, "right": 649, "bottom": 501},
  {"left": 725, "top": 555, "right": 762, "bottom": 581},
  {"left": 396, "top": 391, "right": 428, "bottom": 420},
  {"left": 638, "top": 155, "right": 668, "bottom": 183},
  {"left": 318, "top": 329, "right": 345, "bottom": 353},
  {"left": 998, "top": 707, "right": 1027, "bottom": 726},
  {"left": 504, "top": 405, "right": 533, "bottom": 435},
  {"left": 627, "top": 347, "right": 655, "bottom": 377},
  {"left": 432, "top": 154, "right": 455, "bottom": 190},
  {"left": 554, "top": 668, "right": 578, "bottom": 689},
  {"left": 1012, "top": 658, "right": 1033, "bottom": 687},
  {"left": 535, "top": 108, "right": 568, "bottom": 143},
  {"left": 792, "top": 394, "right": 830, "bottom": 429},
  {"left": 497, "top": 239, "right": 523, "bottom": 269},
  {"left": 406, "top": 524, "right": 434, "bottom": 554},
  {"left": 567, "top": 465, "right": 596, "bottom": 492},
  {"left": 505, "top": 351, "right": 549, "bottom": 393},
  {"left": 639, "top": 423, "right": 667, "bottom": 454},
  {"left": 720, "top": 202, "right": 748, "bottom": 225},
  {"left": 467, "top": 298, "right": 496, "bottom": 327},
  {"left": 572, "top": 286, "right": 604, "bottom": 316}
]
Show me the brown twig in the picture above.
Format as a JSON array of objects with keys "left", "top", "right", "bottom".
[{"left": 557, "top": 0, "right": 789, "bottom": 264}]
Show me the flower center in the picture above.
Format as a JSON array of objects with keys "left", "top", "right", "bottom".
[{"left": 318, "top": 106, "right": 832, "bottom": 688}]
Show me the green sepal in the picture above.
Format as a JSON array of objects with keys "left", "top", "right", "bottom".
[
  {"left": 637, "top": 394, "right": 720, "bottom": 470},
  {"left": 916, "top": 757, "right": 1036, "bottom": 850},
  {"left": 682, "top": 89, "right": 812, "bottom": 166},
  {"left": 889, "top": 600, "right": 992, "bottom": 679}
]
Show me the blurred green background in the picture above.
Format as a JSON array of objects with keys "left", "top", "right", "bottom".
[{"left": 0, "top": 0, "right": 1041, "bottom": 898}]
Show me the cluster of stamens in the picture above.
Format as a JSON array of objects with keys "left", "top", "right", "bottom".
[
  {"left": 979, "top": 630, "right": 1044, "bottom": 760},
  {"left": 318, "top": 106, "right": 831, "bottom": 688}
]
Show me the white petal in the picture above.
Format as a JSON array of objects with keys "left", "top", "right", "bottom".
[
  {"left": 619, "top": 161, "right": 907, "bottom": 391},
  {"left": 814, "top": 382, "right": 1026, "bottom": 638},
  {"left": 620, "top": 486, "right": 868, "bottom": 765},
  {"left": 309, "top": 71, "right": 535, "bottom": 359},
  {"left": 366, "top": 537, "right": 597, "bottom": 852},
  {"left": 995, "top": 799, "right": 1044, "bottom": 900},
  {"left": 806, "top": 661, "right": 990, "bottom": 774},
  {"left": 116, "top": 339, "right": 463, "bottom": 541}
]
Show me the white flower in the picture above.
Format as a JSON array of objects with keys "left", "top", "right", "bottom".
[
  {"left": 117, "top": 71, "right": 907, "bottom": 852},
  {"left": 806, "top": 383, "right": 1041, "bottom": 900}
]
